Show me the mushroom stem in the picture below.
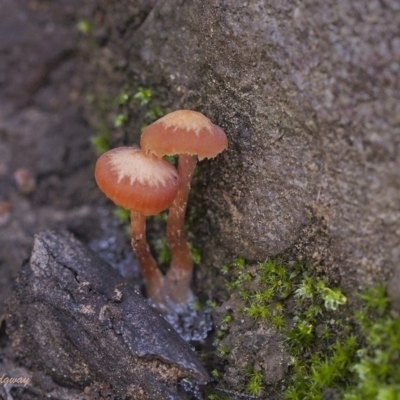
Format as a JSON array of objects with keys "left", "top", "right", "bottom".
[
  {"left": 130, "top": 210, "right": 165, "bottom": 305},
  {"left": 165, "top": 154, "right": 197, "bottom": 304}
]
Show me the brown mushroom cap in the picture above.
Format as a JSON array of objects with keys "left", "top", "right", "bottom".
[
  {"left": 95, "top": 147, "right": 180, "bottom": 216},
  {"left": 140, "top": 110, "right": 228, "bottom": 161}
]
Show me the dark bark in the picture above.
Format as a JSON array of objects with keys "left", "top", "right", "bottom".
[{"left": 5, "top": 230, "right": 209, "bottom": 400}]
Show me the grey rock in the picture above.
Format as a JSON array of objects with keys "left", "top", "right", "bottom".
[
  {"left": 5, "top": 230, "right": 209, "bottom": 399},
  {"left": 85, "top": 0, "right": 400, "bottom": 293}
]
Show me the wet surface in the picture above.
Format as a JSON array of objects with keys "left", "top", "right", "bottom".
[
  {"left": 164, "top": 302, "right": 213, "bottom": 343},
  {"left": 88, "top": 207, "right": 140, "bottom": 282}
]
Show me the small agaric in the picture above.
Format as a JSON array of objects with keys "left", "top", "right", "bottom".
[
  {"left": 140, "top": 110, "right": 228, "bottom": 304},
  {"left": 95, "top": 146, "right": 180, "bottom": 306}
]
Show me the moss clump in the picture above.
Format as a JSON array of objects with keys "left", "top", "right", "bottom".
[
  {"left": 342, "top": 287, "right": 400, "bottom": 399},
  {"left": 77, "top": 19, "right": 94, "bottom": 35},
  {"left": 286, "top": 284, "right": 400, "bottom": 400},
  {"left": 245, "top": 365, "right": 264, "bottom": 397},
  {"left": 212, "top": 258, "right": 348, "bottom": 398},
  {"left": 90, "top": 122, "right": 110, "bottom": 155},
  {"left": 210, "top": 258, "right": 399, "bottom": 399}
]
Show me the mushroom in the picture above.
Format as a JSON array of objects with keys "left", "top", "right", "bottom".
[
  {"left": 95, "top": 146, "right": 180, "bottom": 307},
  {"left": 140, "top": 110, "right": 228, "bottom": 304}
]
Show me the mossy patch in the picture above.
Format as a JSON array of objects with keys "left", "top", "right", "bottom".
[
  {"left": 88, "top": 86, "right": 165, "bottom": 154},
  {"left": 206, "top": 258, "right": 400, "bottom": 399}
]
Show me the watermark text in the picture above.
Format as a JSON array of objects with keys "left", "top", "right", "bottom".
[{"left": 0, "top": 375, "right": 30, "bottom": 387}]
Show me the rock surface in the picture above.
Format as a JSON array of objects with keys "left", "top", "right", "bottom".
[
  {"left": 213, "top": 291, "right": 289, "bottom": 395},
  {"left": 84, "top": 0, "right": 400, "bottom": 293},
  {"left": 5, "top": 230, "right": 209, "bottom": 400},
  {"left": 0, "top": 0, "right": 101, "bottom": 317}
]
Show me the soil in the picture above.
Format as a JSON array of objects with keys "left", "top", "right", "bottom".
[
  {"left": 0, "top": 0, "right": 98, "bottom": 313},
  {"left": 0, "top": 0, "right": 125, "bottom": 398}
]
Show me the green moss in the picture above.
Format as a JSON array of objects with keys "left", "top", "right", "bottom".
[
  {"left": 113, "top": 207, "right": 130, "bottom": 224},
  {"left": 91, "top": 122, "right": 110, "bottom": 154},
  {"left": 88, "top": 85, "right": 166, "bottom": 155},
  {"left": 133, "top": 87, "right": 154, "bottom": 106},
  {"left": 117, "top": 92, "right": 130, "bottom": 105},
  {"left": 221, "top": 314, "right": 234, "bottom": 324},
  {"left": 113, "top": 113, "right": 129, "bottom": 127},
  {"left": 189, "top": 242, "right": 201, "bottom": 264},
  {"left": 207, "top": 299, "right": 218, "bottom": 309},
  {"left": 154, "top": 237, "right": 171, "bottom": 265},
  {"left": 205, "top": 390, "right": 229, "bottom": 400},
  {"left": 342, "top": 288, "right": 400, "bottom": 399},
  {"left": 283, "top": 283, "right": 400, "bottom": 399},
  {"left": 87, "top": 92, "right": 116, "bottom": 154},
  {"left": 218, "top": 345, "right": 230, "bottom": 357},
  {"left": 246, "top": 369, "right": 264, "bottom": 397},
  {"left": 358, "top": 285, "right": 390, "bottom": 314},
  {"left": 153, "top": 236, "right": 201, "bottom": 266},
  {"left": 77, "top": 19, "right": 94, "bottom": 35},
  {"left": 212, "top": 257, "right": 400, "bottom": 399}
]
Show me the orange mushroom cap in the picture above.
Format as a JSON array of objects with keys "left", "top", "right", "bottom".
[
  {"left": 95, "top": 147, "right": 180, "bottom": 216},
  {"left": 140, "top": 110, "right": 228, "bottom": 161}
]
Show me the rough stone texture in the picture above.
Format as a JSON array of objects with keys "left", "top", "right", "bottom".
[
  {"left": 0, "top": 0, "right": 102, "bottom": 317},
  {"left": 213, "top": 292, "right": 289, "bottom": 397},
  {"left": 84, "top": 0, "right": 400, "bottom": 292},
  {"left": 5, "top": 230, "right": 209, "bottom": 400}
]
